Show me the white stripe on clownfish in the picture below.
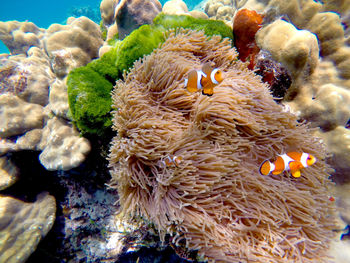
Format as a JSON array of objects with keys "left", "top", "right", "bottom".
[
  {"left": 210, "top": 68, "right": 220, "bottom": 84},
  {"left": 279, "top": 154, "right": 294, "bottom": 171}
]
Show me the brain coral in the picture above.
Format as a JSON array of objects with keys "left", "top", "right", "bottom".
[{"left": 109, "top": 30, "right": 336, "bottom": 262}]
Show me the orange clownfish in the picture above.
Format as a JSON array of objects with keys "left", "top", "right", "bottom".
[
  {"left": 184, "top": 63, "right": 223, "bottom": 96},
  {"left": 259, "top": 152, "right": 316, "bottom": 178},
  {"left": 159, "top": 155, "right": 183, "bottom": 168}
]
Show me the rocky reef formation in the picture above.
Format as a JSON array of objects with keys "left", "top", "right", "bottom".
[
  {"left": 0, "top": 192, "right": 56, "bottom": 263},
  {"left": 0, "top": 16, "right": 98, "bottom": 171},
  {"left": 109, "top": 30, "right": 336, "bottom": 262},
  {"left": 0, "top": 0, "right": 348, "bottom": 261}
]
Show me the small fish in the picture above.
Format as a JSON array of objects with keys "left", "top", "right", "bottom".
[
  {"left": 259, "top": 152, "right": 316, "bottom": 178},
  {"left": 184, "top": 62, "right": 223, "bottom": 96},
  {"left": 159, "top": 155, "right": 183, "bottom": 168},
  {"left": 328, "top": 196, "right": 335, "bottom": 202}
]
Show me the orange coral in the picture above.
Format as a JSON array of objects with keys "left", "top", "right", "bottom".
[{"left": 233, "top": 9, "right": 264, "bottom": 69}]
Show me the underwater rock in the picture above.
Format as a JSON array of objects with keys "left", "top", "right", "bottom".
[
  {"left": 163, "top": 0, "right": 189, "bottom": 15},
  {"left": 0, "top": 94, "right": 45, "bottom": 138},
  {"left": 59, "top": 178, "right": 120, "bottom": 262},
  {"left": 0, "top": 18, "right": 94, "bottom": 171},
  {"left": 0, "top": 47, "right": 53, "bottom": 106},
  {"left": 256, "top": 19, "right": 319, "bottom": 81},
  {"left": 0, "top": 21, "right": 44, "bottom": 55},
  {"left": 205, "top": 0, "right": 235, "bottom": 26},
  {"left": 254, "top": 51, "right": 292, "bottom": 99},
  {"left": 109, "top": 30, "right": 336, "bottom": 262},
  {"left": 114, "top": 0, "right": 162, "bottom": 38},
  {"left": 0, "top": 192, "right": 56, "bottom": 263},
  {"left": 45, "top": 16, "right": 103, "bottom": 77},
  {"left": 38, "top": 117, "right": 91, "bottom": 171},
  {"left": 0, "top": 156, "right": 18, "bottom": 191}
]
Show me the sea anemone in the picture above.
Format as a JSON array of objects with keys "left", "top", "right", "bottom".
[{"left": 109, "top": 30, "right": 336, "bottom": 262}]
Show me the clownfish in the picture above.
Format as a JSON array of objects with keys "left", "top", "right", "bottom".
[
  {"left": 259, "top": 152, "right": 316, "bottom": 178},
  {"left": 159, "top": 156, "right": 183, "bottom": 168},
  {"left": 184, "top": 62, "right": 223, "bottom": 96}
]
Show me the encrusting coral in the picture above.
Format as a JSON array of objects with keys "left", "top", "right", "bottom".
[{"left": 109, "top": 30, "right": 336, "bottom": 262}]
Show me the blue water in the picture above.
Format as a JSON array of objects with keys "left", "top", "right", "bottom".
[
  {"left": 0, "top": 0, "right": 204, "bottom": 54},
  {"left": 0, "top": 0, "right": 101, "bottom": 54}
]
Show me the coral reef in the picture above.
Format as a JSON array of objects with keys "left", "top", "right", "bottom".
[
  {"left": 0, "top": 94, "right": 44, "bottom": 138},
  {"left": 162, "top": 0, "right": 190, "bottom": 15},
  {"left": 0, "top": 21, "right": 44, "bottom": 54},
  {"left": 38, "top": 117, "right": 91, "bottom": 171},
  {"left": 59, "top": 177, "right": 120, "bottom": 262},
  {"left": 256, "top": 19, "right": 319, "bottom": 84},
  {"left": 233, "top": 9, "right": 263, "bottom": 69},
  {"left": 114, "top": 0, "right": 162, "bottom": 38},
  {"left": 0, "top": 16, "right": 98, "bottom": 170},
  {"left": 161, "top": 0, "right": 209, "bottom": 19},
  {"left": 0, "top": 156, "right": 18, "bottom": 191},
  {"left": 109, "top": 30, "right": 336, "bottom": 262},
  {"left": 205, "top": 0, "right": 235, "bottom": 26},
  {"left": 67, "top": 66, "right": 114, "bottom": 136},
  {"left": 100, "top": 0, "right": 162, "bottom": 42},
  {"left": 0, "top": 192, "right": 56, "bottom": 263},
  {"left": 44, "top": 16, "right": 103, "bottom": 77},
  {"left": 68, "top": 5, "right": 101, "bottom": 24},
  {"left": 68, "top": 14, "right": 232, "bottom": 136}
]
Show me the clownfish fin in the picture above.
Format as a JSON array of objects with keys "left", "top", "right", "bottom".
[
  {"left": 289, "top": 161, "right": 303, "bottom": 178},
  {"left": 291, "top": 170, "right": 301, "bottom": 178},
  {"left": 289, "top": 161, "right": 303, "bottom": 172},
  {"left": 202, "top": 86, "right": 214, "bottom": 96}
]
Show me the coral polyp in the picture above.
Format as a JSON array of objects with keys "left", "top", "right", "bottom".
[{"left": 0, "top": 59, "right": 30, "bottom": 96}]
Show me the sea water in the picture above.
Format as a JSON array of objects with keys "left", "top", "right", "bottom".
[{"left": 0, "top": 0, "right": 204, "bottom": 54}]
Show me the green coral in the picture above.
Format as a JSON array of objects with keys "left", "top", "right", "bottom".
[
  {"left": 115, "top": 24, "right": 165, "bottom": 75},
  {"left": 67, "top": 66, "right": 113, "bottom": 136},
  {"left": 67, "top": 14, "right": 233, "bottom": 137}
]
